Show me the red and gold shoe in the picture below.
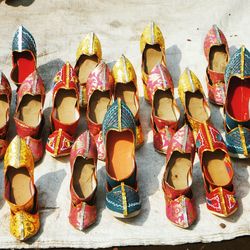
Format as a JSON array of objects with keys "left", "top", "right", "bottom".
[
  {"left": 69, "top": 130, "right": 98, "bottom": 230},
  {"left": 86, "top": 61, "right": 114, "bottom": 161},
  {"left": 178, "top": 68, "right": 211, "bottom": 137},
  {"left": 4, "top": 136, "right": 40, "bottom": 241},
  {"left": 0, "top": 71, "right": 11, "bottom": 159},
  {"left": 162, "top": 124, "right": 197, "bottom": 228},
  {"left": 204, "top": 25, "right": 229, "bottom": 106},
  {"left": 75, "top": 32, "right": 102, "bottom": 108},
  {"left": 196, "top": 123, "right": 238, "bottom": 217},
  {"left": 112, "top": 55, "right": 144, "bottom": 148},
  {"left": 46, "top": 62, "right": 80, "bottom": 157},
  {"left": 10, "top": 26, "right": 37, "bottom": 87},
  {"left": 140, "top": 22, "right": 166, "bottom": 102},
  {"left": 147, "top": 64, "right": 180, "bottom": 154},
  {"left": 14, "top": 71, "right": 45, "bottom": 162}
]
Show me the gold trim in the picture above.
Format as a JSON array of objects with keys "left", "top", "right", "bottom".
[
  {"left": 54, "top": 129, "right": 62, "bottom": 156},
  {"left": 66, "top": 62, "right": 70, "bottom": 89},
  {"left": 204, "top": 123, "right": 214, "bottom": 151},
  {"left": 121, "top": 182, "right": 128, "bottom": 217},
  {"left": 238, "top": 125, "right": 248, "bottom": 156},
  {"left": 241, "top": 46, "right": 245, "bottom": 79},
  {"left": 218, "top": 187, "right": 227, "bottom": 216},
  {"left": 118, "top": 98, "right": 121, "bottom": 131}
]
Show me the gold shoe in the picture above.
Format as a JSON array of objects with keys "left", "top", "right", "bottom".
[
  {"left": 4, "top": 136, "right": 40, "bottom": 241},
  {"left": 112, "top": 55, "right": 144, "bottom": 148},
  {"left": 178, "top": 68, "right": 211, "bottom": 137},
  {"left": 75, "top": 32, "right": 102, "bottom": 108},
  {"left": 140, "top": 22, "right": 166, "bottom": 102}
]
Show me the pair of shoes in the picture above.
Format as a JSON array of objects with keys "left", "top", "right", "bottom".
[
  {"left": 69, "top": 99, "right": 141, "bottom": 230},
  {"left": 46, "top": 62, "right": 80, "bottom": 157},
  {"left": 11, "top": 26, "right": 45, "bottom": 162},
  {"left": 86, "top": 56, "right": 144, "bottom": 161},
  {"left": 4, "top": 136, "right": 40, "bottom": 240},
  {"left": 224, "top": 46, "right": 250, "bottom": 158},
  {"left": 162, "top": 123, "right": 238, "bottom": 228},
  {"left": 75, "top": 32, "right": 102, "bottom": 108}
]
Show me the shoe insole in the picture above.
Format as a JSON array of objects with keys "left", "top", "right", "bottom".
[
  {"left": 89, "top": 90, "right": 110, "bottom": 124},
  {"left": 73, "top": 157, "right": 96, "bottom": 199},
  {"left": 18, "top": 95, "right": 42, "bottom": 127},
  {"left": 203, "top": 150, "right": 230, "bottom": 187},
  {"left": 186, "top": 91, "right": 209, "bottom": 122},
  {"left": 78, "top": 55, "right": 98, "bottom": 84},
  {"left": 144, "top": 44, "right": 162, "bottom": 74},
  {"left": 7, "top": 167, "right": 33, "bottom": 205},
  {"left": 0, "top": 95, "right": 8, "bottom": 128},
  {"left": 107, "top": 130, "right": 134, "bottom": 180},
  {"left": 55, "top": 89, "right": 78, "bottom": 124},
  {"left": 227, "top": 77, "right": 250, "bottom": 121},
  {"left": 209, "top": 45, "right": 228, "bottom": 73},
  {"left": 13, "top": 51, "right": 36, "bottom": 83},
  {"left": 116, "top": 82, "right": 137, "bottom": 116},
  {"left": 167, "top": 152, "right": 191, "bottom": 190},
  {"left": 154, "top": 89, "right": 177, "bottom": 121}
]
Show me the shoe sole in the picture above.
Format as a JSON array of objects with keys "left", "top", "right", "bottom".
[{"left": 108, "top": 209, "right": 141, "bottom": 219}]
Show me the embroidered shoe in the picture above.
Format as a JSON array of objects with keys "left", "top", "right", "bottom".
[
  {"left": 204, "top": 25, "right": 229, "bottom": 105},
  {"left": 112, "top": 55, "right": 144, "bottom": 148},
  {"left": 224, "top": 46, "right": 250, "bottom": 158},
  {"left": 196, "top": 123, "right": 238, "bottom": 217},
  {"left": 0, "top": 71, "right": 12, "bottom": 159},
  {"left": 162, "top": 124, "right": 196, "bottom": 228},
  {"left": 69, "top": 131, "right": 98, "bottom": 230},
  {"left": 103, "top": 99, "right": 141, "bottom": 218},
  {"left": 10, "top": 26, "right": 37, "bottom": 86},
  {"left": 4, "top": 136, "right": 40, "bottom": 241},
  {"left": 75, "top": 32, "right": 102, "bottom": 108},
  {"left": 140, "top": 22, "right": 166, "bottom": 102},
  {"left": 178, "top": 68, "right": 211, "bottom": 137},
  {"left": 147, "top": 64, "right": 180, "bottom": 154},
  {"left": 46, "top": 62, "right": 80, "bottom": 157},
  {"left": 14, "top": 71, "right": 45, "bottom": 162},
  {"left": 86, "top": 61, "right": 114, "bottom": 161}
]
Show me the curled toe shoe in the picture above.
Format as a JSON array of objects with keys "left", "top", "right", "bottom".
[
  {"left": 11, "top": 26, "right": 37, "bottom": 86},
  {"left": 69, "top": 131, "right": 98, "bottom": 230},
  {"left": 103, "top": 99, "right": 141, "bottom": 218},
  {"left": 147, "top": 64, "right": 180, "bottom": 154},
  {"left": 224, "top": 46, "right": 250, "bottom": 158},
  {"left": 4, "top": 136, "right": 40, "bottom": 241},
  {"left": 86, "top": 61, "right": 114, "bottom": 161},
  {"left": 75, "top": 32, "right": 102, "bottom": 108},
  {"left": 196, "top": 123, "right": 238, "bottom": 217},
  {"left": 204, "top": 25, "right": 229, "bottom": 105},
  {"left": 162, "top": 124, "right": 197, "bottom": 228},
  {"left": 14, "top": 71, "right": 45, "bottom": 162},
  {"left": 178, "top": 68, "right": 211, "bottom": 137},
  {"left": 140, "top": 22, "right": 166, "bottom": 102},
  {"left": 112, "top": 55, "right": 144, "bottom": 148},
  {"left": 0, "top": 71, "right": 11, "bottom": 159},
  {"left": 46, "top": 62, "right": 80, "bottom": 157}
]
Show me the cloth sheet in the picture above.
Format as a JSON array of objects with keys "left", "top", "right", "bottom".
[{"left": 0, "top": 0, "right": 250, "bottom": 248}]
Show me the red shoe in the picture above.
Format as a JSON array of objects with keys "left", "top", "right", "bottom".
[
  {"left": 147, "top": 64, "right": 180, "bottom": 154},
  {"left": 69, "top": 131, "right": 97, "bottom": 230},
  {"left": 162, "top": 124, "right": 197, "bottom": 228},
  {"left": 86, "top": 61, "right": 114, "bottom": 161},
  {"left": 14, "top": 71, "right": 45, "bottom": 162},
  {"left": 204, "top": 25, "right": 229, "bottom": 105},
  {"left": 112, "top": 55, "right": 144, "bottom": 148},
  {"left": 46, "top": 62, "right": 80, "bottom": 157},
  {"left": 0, "top": 71, "right": 12, "bottom": 159},
  {"left": 196, "top": 123, "right": 238, "bottom": 217},
  {"left": 10, "top": 26, "right": 37, "bottom": 87}
]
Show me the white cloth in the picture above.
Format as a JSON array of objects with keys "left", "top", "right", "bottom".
[{"left": 0, "top": 0, "right": 250, "bottom": 248}]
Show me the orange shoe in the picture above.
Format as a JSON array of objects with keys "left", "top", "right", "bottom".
[
  {"left": 75, "top": 32, "right": 102, "bottom": 108},
  {"left": 140, "top": 22, "right": 166, "bottom": 102},
  {"left": 4, "top": 136, "right": 40, "bottom": 241},
  {"left": 112, "top": 55, "right": 144, "bottom": 148}
]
